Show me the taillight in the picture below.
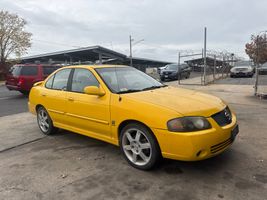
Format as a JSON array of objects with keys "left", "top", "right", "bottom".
[{"left": 18, "top": 77, "right": 24, "bottom": 86}]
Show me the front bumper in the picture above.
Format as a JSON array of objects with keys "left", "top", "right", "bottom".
[
  {"left": 231, "top": 72, "right": 253, "bottom": 77},
  {"left": 152, "top": 113, "right": 238, "bottom": 161},
  {"left": 28, "top": 101, "right": 37, "bottom": 115},
  {"left": 160, "top": 73, "right": 177, "bottom": 80},
  {"left": 6, "top": 84, "right": 20, "bottom": 91}
]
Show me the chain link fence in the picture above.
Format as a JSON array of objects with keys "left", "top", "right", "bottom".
[
  {"left": 178, "top": 51, "right": 234, "bottom": 85},
  {"left": 255, "top": 64, "right": 267, "bottom": 98}
]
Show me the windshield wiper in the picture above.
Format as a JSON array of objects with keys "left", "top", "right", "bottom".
[
  {"left": 117, "top": 89, "right": 142, "bottom": 94},
  {"left": 142, "top": 85, "right": 167, "bottom": 91}
]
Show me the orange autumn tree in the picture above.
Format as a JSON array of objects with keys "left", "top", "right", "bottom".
[
  {"left": 0, "top": 10, "right": 32, "bottom": 76},
  {"left": 245, "top": 33, "right": 267, "bottom": 64}
]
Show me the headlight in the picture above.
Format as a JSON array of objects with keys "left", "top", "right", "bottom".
[{"left": 167, "top": 117, "right": 211, "bottom": 132}]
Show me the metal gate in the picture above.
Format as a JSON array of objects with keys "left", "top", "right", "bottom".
[
  {"left": 255, "top": 64, "right": 267, "bottom": 97},
  {"left": 178, "top": 52, "right": 233, "bottom": 85}
]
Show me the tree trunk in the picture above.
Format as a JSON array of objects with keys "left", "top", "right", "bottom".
[{"left": 0, "top": 58, "right": 7, "bottom": 81}]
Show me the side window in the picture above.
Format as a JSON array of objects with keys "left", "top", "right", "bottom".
[
  {"left": 45, "top": 75, "right": 54, "bottom": 89},
  {"left": 52, "top": 69, "right": 71, "bottom": 90},
  {"left": 71, "top": 69, "right": 99, "bottom": 93},
  {"left": 42, "top": 66, "right": 60, "bottom": 76},
  {"left": 21, "top": 66, "right": 38, "bottom": 76}
]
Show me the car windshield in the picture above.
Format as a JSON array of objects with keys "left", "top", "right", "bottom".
[
  {"left": 95, "top": 67, "right": 165, "bottom": 94},
  {"left": 43, "top": 66, "right": 60, "bottom": 76},
  {"left": 165, "top": 64, "right": 178, "bottom": 71}
]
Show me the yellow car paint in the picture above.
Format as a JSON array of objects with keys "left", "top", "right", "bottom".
[{"left": 28, "top": 65, "right": 237, "bottom": 161}]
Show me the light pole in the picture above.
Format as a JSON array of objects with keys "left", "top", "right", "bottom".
[
  {"left": 203, "top": 27, "right": 207, "bottom": 85},
  {"left": 130, "top": 35, "right": 133, "bottom": 67},
  {"left": 129, "top": 35, "right": 144, "bottom": 67}
]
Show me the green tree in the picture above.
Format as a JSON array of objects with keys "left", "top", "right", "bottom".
[
  {"left": 245, "top": 33, "right": 267, "bottom": 64},
  {"left": 0, "top": 10, "right": 32, "bottom": 74}
]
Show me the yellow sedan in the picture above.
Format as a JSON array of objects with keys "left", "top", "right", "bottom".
[{"left": 28, "top": 65, "right": 239, "bottom": 170}]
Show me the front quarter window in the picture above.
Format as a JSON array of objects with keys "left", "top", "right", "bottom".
[
  {"left": 45, "top": 75, "right": 54, "bottom": 89},
  {"left": 70, "top": 68, "right": 99, "bottom": 93}
]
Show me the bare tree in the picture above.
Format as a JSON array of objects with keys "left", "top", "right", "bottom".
[
  {"left": 245, "top": 33, "right": 267, "bottom": 64},
  {"left": 0, "top": 10, "right": 32, "bottom": 74}
]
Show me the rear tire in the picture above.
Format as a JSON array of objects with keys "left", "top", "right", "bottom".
[
  {"left": 186, "top": 73, "right": 190, "bottom": 79},
  {"left": 20, "top": 91, "right": 29, "bottom": 95},
  {"left": 119, "top": 123, "right": 161, "bottom": 170},
  {"left": 37, "top": 106, "right": 58, "bottom": 135}
]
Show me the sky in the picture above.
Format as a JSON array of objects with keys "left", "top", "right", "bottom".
[{"left": 1, "top": 0, "right": 267, "bottom": 62}]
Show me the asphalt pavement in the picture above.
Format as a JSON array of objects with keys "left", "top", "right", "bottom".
[
  {"left": 0, "top": 85, "right": 29, "bottom": 117},
  {"left": 0, "top": 77, "right": 267, "bottom": 200}
]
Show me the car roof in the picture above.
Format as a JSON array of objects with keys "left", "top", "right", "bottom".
[
  {"left": 14, "top": 64, "right": 61, "bottom": 67},
  {"left": 61, "top": 65, "right": 130, "bottom": 69}
]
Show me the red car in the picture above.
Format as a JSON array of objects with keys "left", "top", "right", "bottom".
[{"left": 5, "top": 64, "right": 61, "bottom": 94}]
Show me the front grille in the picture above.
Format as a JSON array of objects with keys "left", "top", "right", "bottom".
[
  {"left": 211, "top": 106, "right": 232, "bottom": 127},
  {"left": 163, "top": 71, "right": 172, "bottom": 75},
  {"left": 210, "top": 138, "right": 232, "bottom": 154}
]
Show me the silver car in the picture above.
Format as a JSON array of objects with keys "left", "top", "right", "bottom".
[
  {"left": 230, "top": 66, "right": 254, "bottom": 78},
  {"left": 259, "top": 66, "right": 267, "bottom": 75}
]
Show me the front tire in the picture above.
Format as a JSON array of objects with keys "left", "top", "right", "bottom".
[
  {"left": 119, "top": 123, "right": 161, "bottom": 170},
  {"left": 37, "top": 106, "right": 58, "bottom": 135}
]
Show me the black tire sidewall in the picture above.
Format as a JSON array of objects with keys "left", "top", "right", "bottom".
[{"left": 119, "top": 123, "right": 161, "bottom": 170}]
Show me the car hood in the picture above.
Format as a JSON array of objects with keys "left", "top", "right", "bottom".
[
  {"left": 123, "top": 86, "right": 225, "bottom": 117},
  {"left": 231, "top": 67, "right": 252, "bottom": 72}
]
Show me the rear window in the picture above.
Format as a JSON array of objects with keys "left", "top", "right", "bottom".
[
  {"left": 8, "top": 66, "right": 22, "bottom": 76},
  {"left": 42, "top": 66, "right": 60, "bottom": 76},
  {"left": 8, "top": 65, "right": 38, "bottom": 76}
]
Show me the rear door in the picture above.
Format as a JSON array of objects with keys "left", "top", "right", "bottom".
[
  {"left": 40, "top": 68, "right": 72, "bottom": 125},
  {"left": 20, "top": 66, "right": 39, "bottom": 90}
]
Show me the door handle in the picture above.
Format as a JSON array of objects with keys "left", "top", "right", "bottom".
[
  {"left": 41, "top": 93, "right": 46, "bottom": 97},
  {"left": 68, "top": 97, "right": 74, "bottom": 101}
]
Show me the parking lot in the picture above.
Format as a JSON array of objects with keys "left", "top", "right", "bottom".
[{"left": 0, "top": 77, "right": 267, "bottom": 200}]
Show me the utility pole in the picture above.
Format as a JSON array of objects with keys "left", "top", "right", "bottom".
[
  {"left": 129, "top": 35, "right": 144, "bottom": 67},
  {"left": 203, "top": 27, "right": 207, "bottom": 85},
  {"left": 178, "top": 52, "right": 181, "bottom": 84},
  {"left": 213, "top": 55, "right": 216, "bottom": 81},
  {"left": 129, "top": 35, "right": 133, "bottom": 67}
]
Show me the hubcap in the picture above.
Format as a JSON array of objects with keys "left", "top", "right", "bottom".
[
  {"left": 122, "top": 128, "right": 152, "bottom": 166},
  {"left": 38, "top": 109, "right": 50, "bottom": 133}
]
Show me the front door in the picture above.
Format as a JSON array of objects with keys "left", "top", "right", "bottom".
[{"left": 66, "top": 68, "right": 111, "bottom": 139}]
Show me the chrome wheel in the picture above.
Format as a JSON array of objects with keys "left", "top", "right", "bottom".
[
  {"left": 122, "top": 128, "right": 152, "bottom": 166},
  {"left": 37, "top": 108, "right": 50, "bottom": 133}
]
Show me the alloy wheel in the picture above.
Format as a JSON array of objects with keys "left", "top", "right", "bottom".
[
  {"left": 38, "top": 108, "right": 50, "bottom": 133},
  {"left": 122, "top": 128, "right": 152, "bottom": 166}
]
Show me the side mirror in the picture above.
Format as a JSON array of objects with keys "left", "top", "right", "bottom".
[{"left": 84, "top": 86, "right": 105, "bottom": 96}]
